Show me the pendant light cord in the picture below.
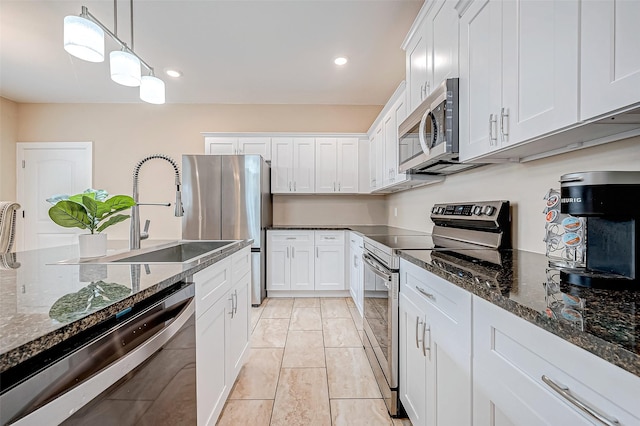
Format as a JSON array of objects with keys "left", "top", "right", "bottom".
[
  {"left": 130, "top": 0, "right": 134, "bottom": 50},
  {"left": 113, "top": 0, "right": 118, "bottom": 37}
]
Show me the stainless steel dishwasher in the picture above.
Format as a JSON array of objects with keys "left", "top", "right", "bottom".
[{"left": 0, "top": 281, "right": 195, "bottom": 425}]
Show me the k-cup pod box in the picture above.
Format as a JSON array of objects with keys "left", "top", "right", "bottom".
[{"left": 543, "top": 188, "right": 586, "bottom": 268}]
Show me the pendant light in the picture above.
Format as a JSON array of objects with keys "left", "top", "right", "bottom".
[
  {"left": 140, "top": 74, "right": 165, "bottom": 104},
  {"left": 63, "top": 2, "right": 165, "bottom": 104},
  {"left": 110, "top": 50, "right": 141, "bottom": 87},
  {"left": 63, "top": 13, "right": 104, "bottom": 62}
]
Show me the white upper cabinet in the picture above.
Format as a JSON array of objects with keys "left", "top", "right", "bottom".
[
  {"left": 404, "top": 0, "right": 459, "bottom": 116},
  {"left": 204, "top": 136, "right": 271, "bottom": 160},
  {"left": 406, "top": 16, "right": 430, "bottom": 113},
  {"left": 459, "top": 0, "right": 579, "bottom": 162},
  {"left": 369, "top": 130, "right": 379, "bottom": 190},
  {"left": 581, "top": 0, "right": 640, "bottom": 120},
  {"left": 315, "top": 138, "right": 359, "bottom": 193},
  {"left": 271, "top": 137, "right": 315, "bottom": 194}
]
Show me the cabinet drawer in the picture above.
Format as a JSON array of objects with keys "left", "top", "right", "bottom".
[
  {"left": 400, "top": 259, "right": 470, "bottom": 325},
  {"left": 348, "top": 232, "right": 364, "bottom": 247},
  {"left": 194, "top": 258, "right": 232, "bottom": 317},
  {"left": 474, "top": 296, "right": 640, "bottom": 425},
  {"left": 315, "top": 231, "right": 344, "bottom": 245},
  {"left": 231, "top": 247, "right": 251, "bottom": 282},
  {"left": 268, "top": 231, "right": 315, "bottom": 243}
]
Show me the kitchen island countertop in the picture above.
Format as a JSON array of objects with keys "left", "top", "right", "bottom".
[{"left": 0, "top": 239, "right": 252, "bottom": 373}]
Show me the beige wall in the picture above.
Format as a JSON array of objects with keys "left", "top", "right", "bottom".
[
  {"left": 15, "top": 102, "right": 382, "bottom": 241},
  {"left": 0, "top": 97, "right": 18, "bottom": 201},
  {"left": 387, "top": 136, "right": 640, "bottom": 253},
  {"left": 273, "top": 195, "right": 386, "bottom": 225}
]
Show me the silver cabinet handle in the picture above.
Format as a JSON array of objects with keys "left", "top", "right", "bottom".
[
  {"left": 228, "top": 295, "right": 234, "bottom": 318},
  {"left": 422, "top": 323, "right": 430, "bottom": 357},
  {"left": 316, "top": 247, "right": 319, "bottom": 258},
  {"left": 500, "top": 107, "right": 509, "bottom": 140},
  {"left": 286, "top": 247, "right": 289, "bottom": 258},
  {"left": 541, "top": 376, "right": 619, "bottom": 425},
  {"left": 292, "top": 246, "right": 295, "bottom": 258},
  {"left": 289, "top": 181, "right": 292, "bottom": 191},
  {"left": 338, "top": 182, "right": 341, "bottom": 191},
  {"left": 489, "top": 114, "right": 498, "bottom": 146},
  {"left": 333, "top": 182, "right": 336, "bottom": 192},
  {"left": 420, "top": 83, "right": 424, "bottom": 100},
  {"left": 324, "top": 236, "right": 336, "bottom": 240},
  {"left": 286, "top": 237, "right": 296, "bottom": 240},
  {"left": 233, "top": 290, "right": 238, "bottom": 315},
  {"left": 415, "top": 316, "right": 423, "bottom": 349},
  {"left": 294, "top": 181, "right": 296, "bottom": 191},
  {"left": 416, "top": 286, "right": 435, "bottom": 301},
  {"left": 353, "top": 254, "right": 357, "bottom": 268},
  {"left": 425, "top": 81, "right": 430, "bottom": 96}
]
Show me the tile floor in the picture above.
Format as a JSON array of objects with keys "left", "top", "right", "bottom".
[{"left": 217, "top": 297, "right": 412, "bottom": 426}]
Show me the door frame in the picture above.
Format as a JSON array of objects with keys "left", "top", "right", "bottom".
[{"left": 16, "top": 142, "right": 93, "bottom": 251}]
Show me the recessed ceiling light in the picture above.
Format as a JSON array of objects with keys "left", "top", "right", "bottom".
[
  {"left": 165, "top": 69, "right": 182, "bottom": 78},
  {"left": 334, "top": 57, "right": 348, "bottom": 66}
]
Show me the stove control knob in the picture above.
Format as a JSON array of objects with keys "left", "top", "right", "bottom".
[
  {"left": 431, "top": 206, "right": 439, "bottom": 214},
  {"left": 473, "top": 205, "right": 483, "bottom": 216},
  {"left": 482, "top": 205, "right": 496, "bottom": 216},
  {"left": 438, "top": 207, "right": 446, "bottom": 214}
]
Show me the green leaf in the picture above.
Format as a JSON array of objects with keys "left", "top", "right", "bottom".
[
  {"left": 94, "top": 200, "right": 111, "bottom": 219},
  {"left": 105, "top": 195, "right": 136, "bottom": 212},
  {"left": 48, "top": 201, "right": 90, "bottom": 229},
  {"left": 82, "top": 196, "right": 98, "bottom": 217},
  {"left": 69, "top": 192, "right": 94, "bottom": 205},
  {"left": 96, "top": 214, "right": 130, "bottom": 233}
]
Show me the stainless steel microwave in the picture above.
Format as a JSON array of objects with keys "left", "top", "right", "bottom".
[{"left": 398, "top": 78, "right": 481, "bottom": 175}]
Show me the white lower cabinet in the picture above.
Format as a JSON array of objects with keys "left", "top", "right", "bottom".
[
  {"left": 348, "top": 232, "right": 364, "bottom": 315},
  {"left": 194, "top": 247, "right": 251, "bottom": 426},
  {"left": 399, "top": 259, "right": 472, "bottom": 426},
  {"left": 267, "top": 230, "right": 346, "bottom": 293},
  {"left": 473, "top": 295, "right": 640, "bottom": 426}
]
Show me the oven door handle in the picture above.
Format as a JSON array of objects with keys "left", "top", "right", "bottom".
[{"left": 363, "top": 253, "right": 392, "bottom": 281}]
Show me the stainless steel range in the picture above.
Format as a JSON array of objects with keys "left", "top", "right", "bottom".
[{"left": 361, "top": 200, "right": 511, "bottom": 416}]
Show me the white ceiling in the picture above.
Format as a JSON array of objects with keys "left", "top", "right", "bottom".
[{"left": 0, "top": 0, "right": 423, "bottom": 105}]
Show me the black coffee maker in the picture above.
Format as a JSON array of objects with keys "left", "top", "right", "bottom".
[{"left": 560, "top": 171, "right": 640, "bottom": 289}]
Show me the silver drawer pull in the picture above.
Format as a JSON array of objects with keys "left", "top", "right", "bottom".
[
  {"left": 422, "top": 324, "right": 430, "bottom": 357},
  {"left": 541, "top": 375, "right": 619, "bottom": 426},
  {"left": 286, "top": 237, "right": 296, "bottom": 240},
  {"left": 416, "top": 286, "right": 435, "bottom": 301}
]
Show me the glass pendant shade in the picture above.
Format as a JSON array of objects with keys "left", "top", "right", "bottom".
[
  {"left": 63, "top": 15, "right": 104, "bottom": 62},
  {"left": 140, "top": 75, "right": 166, "bottom": 104},
  {"left": 110, "top": 51, "right": 141, "bottom": 87}
]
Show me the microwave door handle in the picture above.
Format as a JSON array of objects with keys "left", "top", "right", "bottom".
[{"left": 418, "top": 108, "right": 432, "bottom": 156}]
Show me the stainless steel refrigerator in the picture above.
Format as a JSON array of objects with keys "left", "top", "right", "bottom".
[{"left": 181, "top": 155, "right": 272, "bottom": 306}]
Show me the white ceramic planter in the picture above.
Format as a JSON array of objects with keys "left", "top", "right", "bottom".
[{"left": 78, "top": 233, "right": 107, "bottom": 258}]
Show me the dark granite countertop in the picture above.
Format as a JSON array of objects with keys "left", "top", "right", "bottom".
[
  {"left": 268, "top": 225, "right": 428, "bottom": 236},
  {"left": 0, "top": 239, "right": 252, "bottom": 373},
  {"left": 399, "top": 249, "right": 640, "bottom": 377}
]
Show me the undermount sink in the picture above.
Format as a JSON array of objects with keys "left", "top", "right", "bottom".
[{"left": 59, "top": 240, "right": 241, "bottom": 264}]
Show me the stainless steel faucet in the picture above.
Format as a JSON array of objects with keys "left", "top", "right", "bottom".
[{"left": 130, "top": 154, "right": 184, "bottom": 249}]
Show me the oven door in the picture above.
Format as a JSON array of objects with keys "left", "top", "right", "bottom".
[{"left": 362, "top": 253, "right": 398, "bottom": 392}]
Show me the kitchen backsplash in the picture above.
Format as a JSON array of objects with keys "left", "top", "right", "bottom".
[{"left": 387, "top": 136, "right": 640, "bottom": 253}]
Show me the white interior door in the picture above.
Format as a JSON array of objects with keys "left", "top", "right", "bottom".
[{"left": 16, "top": 142, "right": 92, "bottom": 251}]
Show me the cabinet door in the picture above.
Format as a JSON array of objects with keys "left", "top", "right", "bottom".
[
  {"left": 459, "top": 0, "right": 502, "bottom": 162},
  {"left": 407, "top": 17, "right": 429, "bottom": 112},
  {"left": 336, "top": 138, "right": 359, "bottom": 193},
  {"left": 315, "top": 245, "right": 345, "bottom": 291},
  {"left": 431, "top": 0, "right": 459, "bottom": 89},
  {"left": 238, "top": 137, "right": 271, "bottom": 161},
  {"left": 315, "top": 138, "right": 337, "bottom": 193},
  {"left": 292, "top": 138, "right": 315, "bottom": 193},
  {"left": 581, "top": 0, "right": 640, "bottom": 120},
  {"left": 501, "top": 0, "right": 579, "bottom": 146},
  {"left": 382, "top": 114, "right": 395, "bottom": 187},
  {"left": 369, "top": 132, "right": 378, "bottom": 190},
  {"left": 205, "top": 137, "right": 237, "bottom": 155},
  {"left": 399, "top": 292, "right": 427, "bottom": 425},
  {"left": 375, "top": 125, "right": 385, "bottom": 190},
  {"left": 392, "top": 93, "right": 408, "bottom": 182},
  {"left": 271, "top": 138, "right": 293, "bottom": 193},
  {"left": 196, "top": 295, "right": 229, "bottom": 426},
  {"left": 226, "top": 270, "right": 251, "bottom": 382},
  {"left": 290, "top": 242, "right": 315, "bottom": 291},
  {"left": 267, "top": 240, "right": 290, "bottom": 290}
]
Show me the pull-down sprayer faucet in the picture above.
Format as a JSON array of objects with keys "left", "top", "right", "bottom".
[{"left": 130, "top": 154, "right": 184, "bottom": 250}]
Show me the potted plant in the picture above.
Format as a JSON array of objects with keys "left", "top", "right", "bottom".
[{"left": 47, "top": 189, "right": 135, "bottom": 257}]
